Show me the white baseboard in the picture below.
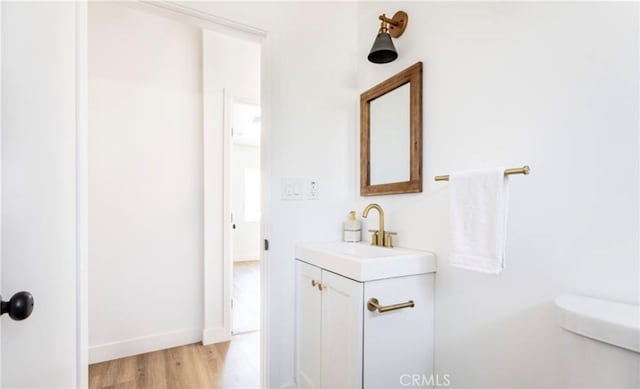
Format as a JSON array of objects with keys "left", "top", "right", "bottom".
[
  {"left": 202, "top": 326, "right": 231, "bottom": 345},
  {"left": 279, "top": 382, "right": 296, "bottom": 389},
  {"left": 233, "top": 257, "right": 260, "bottom": 263},
  {"left": 89, "top": 328, "right": 202, "bottom": 364}
]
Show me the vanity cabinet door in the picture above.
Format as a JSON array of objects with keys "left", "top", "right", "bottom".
[
  {"left": 320, "top": 271, "right": 364, "bottom": 389},
  {"left": 363, "top": 273, "right": 435, "bottom": 388},
  {"left": 296, "top": 261, "right": 323, "bottom": 389}
]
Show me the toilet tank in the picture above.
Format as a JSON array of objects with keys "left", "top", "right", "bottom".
[{"left": 555, "top": 294, "right": 640, "bottom": 388}]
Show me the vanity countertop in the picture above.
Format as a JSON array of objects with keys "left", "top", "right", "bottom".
[{"left": 295, "top": 241, "right": 436, "bottom": 282}]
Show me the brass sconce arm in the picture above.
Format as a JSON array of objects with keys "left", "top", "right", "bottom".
[{"left": 377, "top": 11, "right": 408, "bottom": 38}]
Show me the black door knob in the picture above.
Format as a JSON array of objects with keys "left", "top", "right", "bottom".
[{"left": 1, "top": 291, "right": 34, "bottom": 321}]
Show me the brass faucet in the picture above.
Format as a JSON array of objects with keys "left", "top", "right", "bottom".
[{"left": 362, "top": 203, "right": 396, "bottom": 247}]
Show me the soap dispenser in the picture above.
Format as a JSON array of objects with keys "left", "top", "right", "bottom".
[{"left": 343, "top": 211, "right": 361, "bottom": 243}]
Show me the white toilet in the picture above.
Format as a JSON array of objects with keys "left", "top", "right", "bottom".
[{"left": 555, "top": 294, "right": 640, "bottom": 388}]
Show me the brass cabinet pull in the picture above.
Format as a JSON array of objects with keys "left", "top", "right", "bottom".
[
  {"left": 367, "top": 297, "right": 415, "bottom": 313},
  {"left": 311, "top": 280, "right": 318, "bottom": 287}
]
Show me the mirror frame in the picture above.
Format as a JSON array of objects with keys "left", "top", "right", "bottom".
[{"left": 360, "top": 62, "right": 423, "bottom": 196}]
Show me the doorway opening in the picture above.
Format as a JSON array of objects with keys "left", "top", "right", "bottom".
[
  {"left": 203, "top": 21, "right": 265, "bottom": 389},
  {"left": 230, "top": 100, "right": 262, "bottom": 336},
  {"left": 86, "top": 2, "right": 267, "bottom": 388}
]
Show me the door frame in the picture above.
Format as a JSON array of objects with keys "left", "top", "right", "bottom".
[
  {"left": 76, "top": 1, "right": 89, "bottom": 387},
  {"left": 77, "top": 2, "right": 270, "bottom": 388}
]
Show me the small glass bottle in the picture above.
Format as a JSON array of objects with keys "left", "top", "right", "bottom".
[{"left": 343, "top": 211, "right": 361, "bottom": 243}]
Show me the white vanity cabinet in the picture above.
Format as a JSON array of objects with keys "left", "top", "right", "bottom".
[
  {"left": 295, "top": 242, "right": 435, "bottom": 389},
  {"left": 296, "top": 261, "right": 364, "bottom": 388}
]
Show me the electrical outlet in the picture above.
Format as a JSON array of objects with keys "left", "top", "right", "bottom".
[{"left": 308, "top": 179, "right": 319, "bottom": 200}]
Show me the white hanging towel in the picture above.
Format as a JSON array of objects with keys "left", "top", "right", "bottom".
[{"left": 449, "top": 168, "right": 509, "bottom": 274}]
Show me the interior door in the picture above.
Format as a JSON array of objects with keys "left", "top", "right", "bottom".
[{"left": 1, "top": 2, "right": 80, "bottom": 387}]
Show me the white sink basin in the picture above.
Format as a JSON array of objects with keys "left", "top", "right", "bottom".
[{"left": 295, "top": 242, "right": 436, "bottom": 282}]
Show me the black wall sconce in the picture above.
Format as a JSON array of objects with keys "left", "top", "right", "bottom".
[{"left": 368, "top": 11, "right": 409, "bottom": 64}]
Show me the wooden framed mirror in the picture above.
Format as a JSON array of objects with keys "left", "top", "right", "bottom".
[{"left": 360, "top": 62, "right": 422, "bottom": 196}]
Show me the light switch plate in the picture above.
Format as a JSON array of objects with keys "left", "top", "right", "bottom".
[{"left": 281, "top": 178, "right": 304, "bottom": 200}]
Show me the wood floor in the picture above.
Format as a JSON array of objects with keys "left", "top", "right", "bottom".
[
  {"left": 232, "top": 261, "right": 260, "bottom": 334},
  {"left": 89, "top": 332, "right": 260, "bottom": 389}
]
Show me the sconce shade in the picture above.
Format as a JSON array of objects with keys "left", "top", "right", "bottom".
[{"left": 368, "top": 32, "right": 398, "bottom": 64}]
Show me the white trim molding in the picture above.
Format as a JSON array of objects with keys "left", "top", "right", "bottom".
[
  {"left": 89, "top": 328, "right": 202, "bottom": 364},
  {"left": 137, "top": 1, "right": 266, "bottom": 42},
  {"left": 202, "top": 326, "right": 232, "bottom": 346},
  {"left": 75, "top": 1, "right": 89, "bottom": 387}
]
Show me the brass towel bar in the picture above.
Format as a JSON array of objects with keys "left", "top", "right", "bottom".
[{"left": 434, "top": 165, "right": 530, "bottom": 182}]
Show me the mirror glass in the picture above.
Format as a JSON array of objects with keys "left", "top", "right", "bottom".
[
  {"left": 369, "top": 83, "right": 410, "bottom": 185},
  {"left": 360, "top": 62, "right": 422, "bottom": 196}
]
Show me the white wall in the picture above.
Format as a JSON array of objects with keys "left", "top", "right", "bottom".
[
  {"left": 88, "top": 2, "right": 203, "bottom": 362},
  {"left": 356, "top": 2, "right": 639, "bottom": 388},
  {"left": 2, "top": 2, "right": 78, "bottom": 387},
  {"left": 192, "top": 2, "right": 359, "bottom": 386},
  {"left": 232, "top": 144, "right": 261, "bottom": 261}
]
